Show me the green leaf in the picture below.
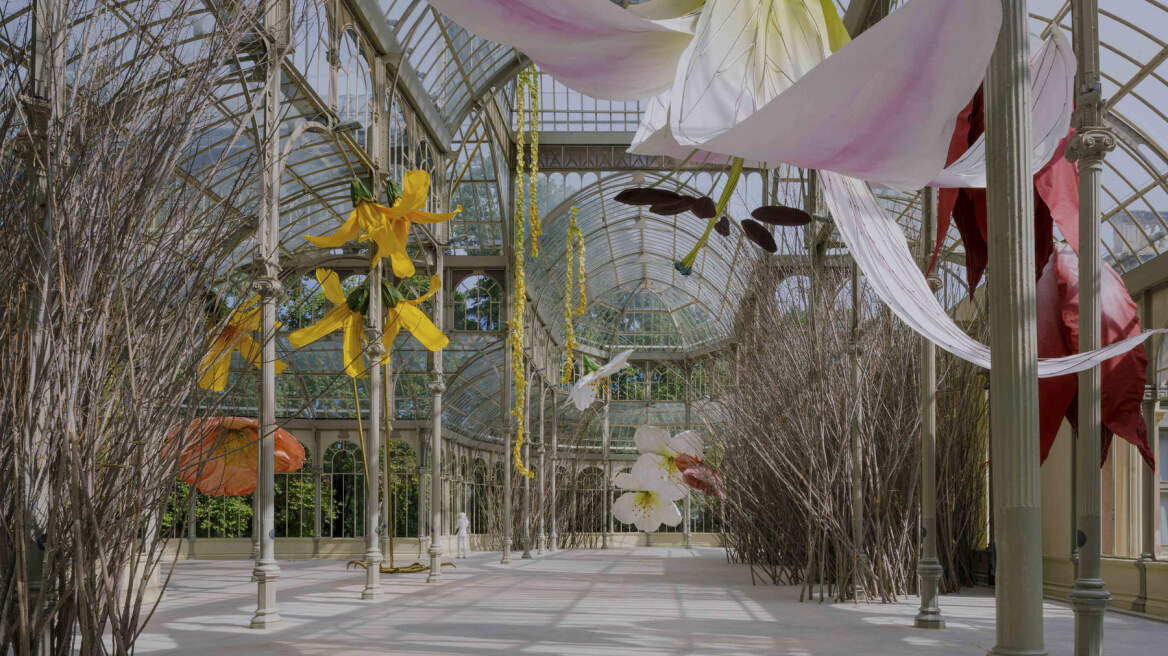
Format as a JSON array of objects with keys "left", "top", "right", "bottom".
[
  {"left": 384, "top": 178, "right": 402, "bottom": 207},
  {"left": 350, "top": 179, "right": 374, "bottom": 207},
  {"left": 382, "top": 280, "right": 404, "bottom": 308}
]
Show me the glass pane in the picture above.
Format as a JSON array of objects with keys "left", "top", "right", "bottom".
[
  {"left": 1161, "top": 433, "right": 1168, "bottom": 482},
  {"left": 1161, "top": 493, "right": 1168, "bottom": 546}
]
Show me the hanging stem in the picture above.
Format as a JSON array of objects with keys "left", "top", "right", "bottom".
[
  {"left": 676, "top": 156, "right": 744, "bottom": 275},
  {"left": 352, "top": 376, "right": 370, "bottom": 483}
]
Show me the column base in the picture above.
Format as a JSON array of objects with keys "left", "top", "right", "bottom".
[
  {"left": 1069, "top": 577, "right": 1109, "bottom": 656},
  {"left": 426, "top": 543, "right": 443, "bottom": 583},
  {"left": 683, "top": 533, "right": 693, "bottom": 549},
  {"left": 501, "top": 538, "right": 512, "bottom": 564},
  {"left": 915, "top": 558, "right": 945, "bottom": 629},
  {"left": 548, "top": 533, "right": 557, "bottom": 552},
  {"left": 537, "top": 534, "right": 546, "bottom": 555},
  {"left": 914, "top": 612, "right": 946, "bottom": 630},
  {"left": 1133, "top": 556, "right": 1153, "bottom": 613},
  {"left": 361, "top": 550, "right": 382, "bottom": 599},
  {"left": 249, "top": 560, "right": 282, "bottom": 630}
]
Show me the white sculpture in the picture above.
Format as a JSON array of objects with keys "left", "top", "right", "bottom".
[{"left": 456, "top": 511, "right": 470, "bottom": 558}]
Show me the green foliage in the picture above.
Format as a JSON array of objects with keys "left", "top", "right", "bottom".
[{"left": 452, "top": 275, "right": 501, "bottom": 331}]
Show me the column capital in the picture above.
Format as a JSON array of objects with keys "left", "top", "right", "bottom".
[
  {"left": 1065, "top": 127, "right": 1115, "bottom": 165},
  {"left": 926, "top": 273, "right": 943, "bottom": 293},
  {"left": 366, "top": 338, "right": 386, "bottom": 358},
  {"left": 428, "top": 375, "right": 446, "bottom": 394},
  {"left": 252, "top": 276, "right": 284, "bottom": 299}
]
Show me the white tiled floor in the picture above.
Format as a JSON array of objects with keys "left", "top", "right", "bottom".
[{"left": 136, "top": 547, "right": 1167, "bottom": 655}]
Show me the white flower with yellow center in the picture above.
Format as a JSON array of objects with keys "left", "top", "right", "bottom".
[
  {"left": 632, "top": 425, "right": 703, "bottom": 498},
  {"left": 612, "top": 456, "right": 686, "bottom": 533}
]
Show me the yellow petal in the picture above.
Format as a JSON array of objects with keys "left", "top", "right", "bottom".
[
  {"left": 315, "top": 268, "right": 347, "bottom": 306},
  {"left": 395, "top": 170, "right": 431, "bottom": 214},
  {"left": 231, "top": 297, "right": 263, "bottom": 331},
  {"left": 288, "top": 304, "right": 349, "bottom": 348},
  {"left": 408, "top": 206, "right": 461, "bottom": 225},
  {"left": 197, "top": 335, "right": 233, "bottom": 391},
  {"left": 406, "top": 275, "right": 442, "bottom": 306},
  {"left": 342, "top": 313, "right": 366, "bottom": 378},
  {"left": 235, "top": 332, "right": 263, "bottom": 369},
  {"left": 365, "top": 208, "right": 409, "bottom": 271},
  {"left": 386, "top": 238, "right": 416, "bottom": 278},
  {"left": 233, "top": 333, "right": 288, "bottom": 375},
  {"left": 396, "top": 304, "right": 449, "bottom": 352},
  {"left": 819, "top": 0, "right": 851, "bottom": 51},
  {"left": 380, "top": 315, "right": 401, "bottom": 365},
  {"left": 305, "top": 207, "right": 361, "bottom": 248}
]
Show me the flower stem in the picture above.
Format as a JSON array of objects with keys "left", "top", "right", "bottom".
[{"left": 676, "top": 156, "right": 744, "bottom": 275}]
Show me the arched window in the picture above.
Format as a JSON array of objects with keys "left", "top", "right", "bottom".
[
  {"left": 322, "top": 441, "right": 365, "bottom": 538},
  {"left": 387, "top": 440, "right": 418, "bottom": 538},
  {"left": 576, "top": 467, "right": 606, "bottom": 534},
  {"left": 453, "top": 274, "right": 502, "bottom": 331},
  {"left": 610, "top": 364, "right": 644, "bottom": 401},
  {"left": 275, "top": 447, "right": 315, "bottom": 537},
  {"left": 649, "top": 365, "right": 683, "bottom": 401},
  {"left": 470, "top": 459, "right": 489, "bottom": 534}
]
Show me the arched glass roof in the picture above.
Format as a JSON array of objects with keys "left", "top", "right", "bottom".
[
  {"left": 8, "top": 0, "right": 1168, "bottom": 443},
  {"left": 526, "top": 171, "right": 763, "bottom": 353},
  {"left": 1029, "top": 1, "right": 1168, "bottom": 274}
]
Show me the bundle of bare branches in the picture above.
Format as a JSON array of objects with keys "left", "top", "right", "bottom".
[
  {"left": 0, "top": 1, "right": 281, "bottom": 651},
  {"left": 715, "top": 241, "right": 987, "bottom": 602}
]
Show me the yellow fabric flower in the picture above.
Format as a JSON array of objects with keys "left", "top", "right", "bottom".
[
  {"left": 288, "top": 269, "right": 449, "bottom": 379},
  {"left": 287, "top": 269, "right": 369, "bottom": 379},
  {"left": 380, "top": 274, "right": 449, "bottom": 355},
  {"left": 198, "top": 295, "right": 287, "bottom": 392},
  {"left": 304, "top": 172, "right": 461, "bottom": 280}
]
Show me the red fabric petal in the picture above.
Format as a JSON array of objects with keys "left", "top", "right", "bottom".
[
  {"left": 1052, "top": 247, "right": 1153, "bottom": 468},
  {"left": 951, "top": 189, "right": 988, "bottom": 292},
  {"left": 1034, "top": 131, "right": 1080, "bottom": 254},
  {"left": 1036, "top": 253, "right": 1076, "bottom": 463},
  {"left": 932, "top": 87, "right": 1059, "bottom": 294},
  {"left": 676, "top": 454, "right": 726, "bottom": 500},
  {"left": 929, "top": 86, "right": 983, "bottom": 274}
]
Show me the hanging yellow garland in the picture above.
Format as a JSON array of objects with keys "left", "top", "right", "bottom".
[
  {"left": 574, "top": 213, "right": 586, "bottom": 317},
  {"left": 510, "top": 68, "right": 535, "bottom": 479},
  {"left": 528, "top": 71, "right": 542, "bottom": 257},
  {"left": 562, "top": 207, "right": 585, "bottom": 384}
]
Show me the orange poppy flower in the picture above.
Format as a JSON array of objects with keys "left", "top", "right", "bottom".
[{"left": 174, "top": 417, "right": 305, "bottom": 496}]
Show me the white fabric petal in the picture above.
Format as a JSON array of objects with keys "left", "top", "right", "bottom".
[
  {"left": 595, "top": 349, "right": 635, "bottom": 378},
  {"left": 632, "top": 454, "right": 686, "bottom": 501},
  {"left": 668, "top": 0, "right": 834, "bottom": 146},
  {"left": 820, "top": 171, "right": 1166, "bottom": 376},
  {"left": 612, "top": 472, "right": 637, "bottom": 490},
  {"left": 634, "top": 513, "right": 664, "bottom": 533},
  {"left": 667, "top": 430, "right": 703, "bottom": 458},
  {"left": 929, "top": 31, "right": 1074, "bottom": 188},
  {"left": 613, "top": 491, "right": 670, "bottom": 532},
  {"left": 612, "top": 492, "right": 643, "bottom": 526},
  {"left": 654, "top": 500, "right": 683, "bottom": 528},
  {"left": 567, "top": 372, "right": 599, "bottom": 410},
  {"left": 634, "top": 425, "right": 672, "bottom": 455},
  {"left": 635, "top": 0, "right": 1002, "bottom": 189},
  {"left": 425, "top": 0, "right": 695, "bottom": 101}
]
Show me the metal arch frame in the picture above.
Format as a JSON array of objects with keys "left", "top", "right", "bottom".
[{"left": 523, "top": 170, "right": 753, "bottom": 354}]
